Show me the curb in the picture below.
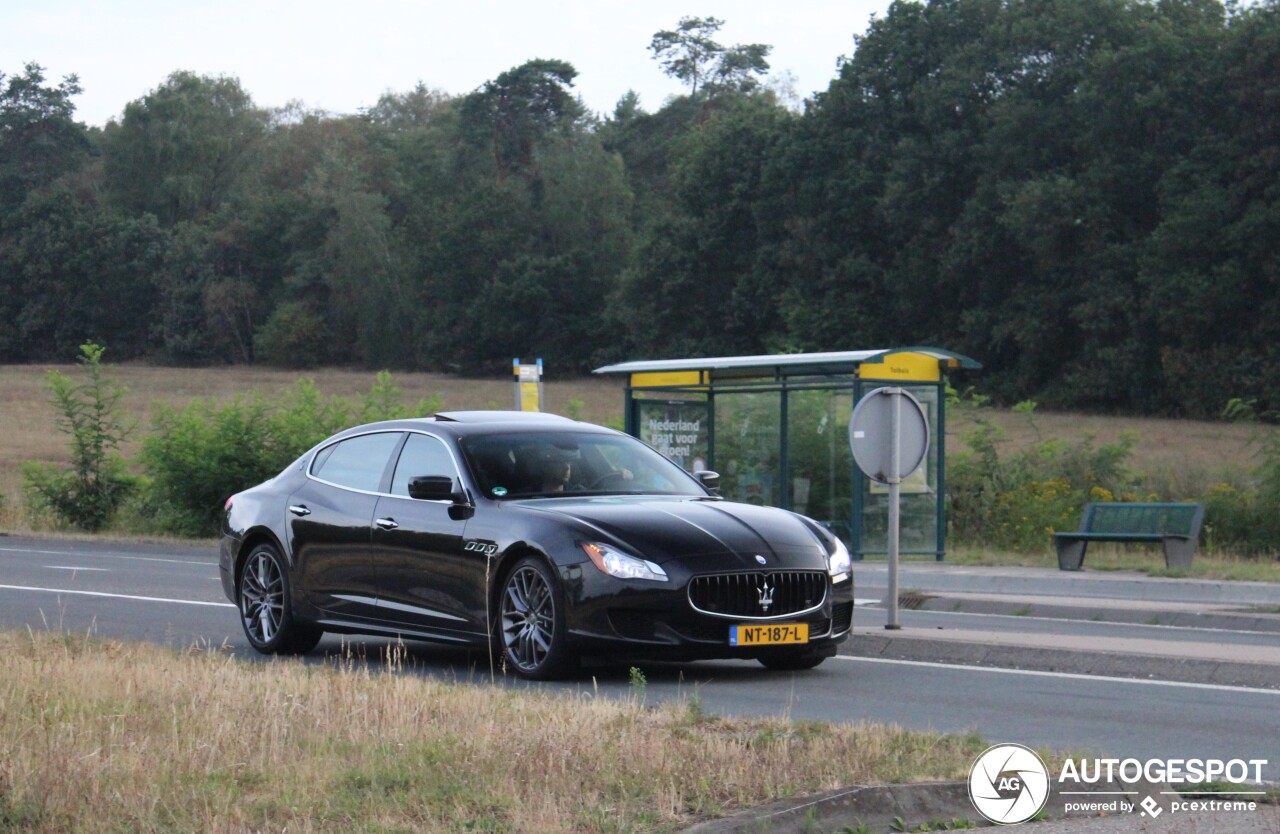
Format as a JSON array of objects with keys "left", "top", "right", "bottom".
[
  {"left": 907, "top": 594, "right": 1280, "bottom": 633},
  {"left": 853, "top": 565, "right": 1280, "bottom": 607},
  {"left": 681, "top": 781, "right": 976, "bottom": 834},
  {"left": 679, "top": 778, "right": 1176, "bottom": 833},
  {"left": 679, "top": 774, "right": 1181, "bottom": 833},
  {"left": 846, "top": 632, "right": 1280, "bottom": 689}
]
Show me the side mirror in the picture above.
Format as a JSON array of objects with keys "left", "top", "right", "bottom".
[
  {"left": 694, "top": 470, "right": 721, "bottom": 495},
  {"left": 408, "top": 475, "right": 458, "bottom": 501}
]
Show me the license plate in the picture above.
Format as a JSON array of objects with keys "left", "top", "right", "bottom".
[{"left": 729, "top": 623, "right": 809, "bottom": 646}]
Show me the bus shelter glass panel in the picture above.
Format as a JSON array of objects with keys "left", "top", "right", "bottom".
[
  {"left": 634, "top": 398, "right": 710, "bottom": 472},
  {"left": 714, "top": 391, "right": 781, "bottom": 507},
  {"left": 785, "top": 389, "right": 854, "bottom": 545},
  {"left": 856, "top": 384, "right": 940, "bottom": 555}
]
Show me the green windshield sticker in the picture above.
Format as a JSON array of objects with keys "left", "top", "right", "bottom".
[{"left": 492, "top": 486, "right": 508, "bottom": 497}]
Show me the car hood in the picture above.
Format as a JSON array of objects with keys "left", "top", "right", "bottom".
[{"left": 518, "top": 496, "right": 829, "bottom": 571}]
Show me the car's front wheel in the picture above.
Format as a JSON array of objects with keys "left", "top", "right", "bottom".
[
  {"left": 498, "top": 556, "right": 576, "bottom": 679},
  {"left": 238, "top": 543, "right": 322, "bottom": 655}
]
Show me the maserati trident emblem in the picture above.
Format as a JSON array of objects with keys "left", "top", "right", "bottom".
[
  {"left": 757, "top": 577, "right": 775, "bottom": 613},
  {"left": 754, "top": 554, "right": 767, "bottom": 565}
]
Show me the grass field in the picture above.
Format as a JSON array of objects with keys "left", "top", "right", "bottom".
[
  {"left": 946, "top": 405, "right": 1261, "bottom": 475},
  {"left": 0, "top": 631, "right": 989, "bottom": 834}
]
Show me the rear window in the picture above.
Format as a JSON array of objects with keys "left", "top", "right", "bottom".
[{"left": 311, "top": 432, "right": 402, "bottom": 492}]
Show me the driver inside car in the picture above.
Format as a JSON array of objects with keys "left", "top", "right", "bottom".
[{"left": 541, "top": 457, "right": 573, "bottom": 493}]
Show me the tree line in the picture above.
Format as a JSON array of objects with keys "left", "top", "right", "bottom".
[{"left": 1, "top": 0, "right": 1277, "bottom": 418}]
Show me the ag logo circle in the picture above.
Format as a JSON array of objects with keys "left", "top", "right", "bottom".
[{"left": 968, "top": 743, "right": 1050, "bottom": 825}]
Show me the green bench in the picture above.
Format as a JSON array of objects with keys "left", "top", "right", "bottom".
[{"left": 1054, "top": 502, "right": 1205, "bottom": 571}]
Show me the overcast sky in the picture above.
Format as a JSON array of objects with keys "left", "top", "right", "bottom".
[{"left": 7, "top": 0, "right": 892, "bottom": 126}]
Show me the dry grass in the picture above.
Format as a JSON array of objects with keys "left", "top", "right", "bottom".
[
  {"left": 0, "top": 631, "right": 985, "bottom": 834},
  {"left": 946, "top": 407, "right": 1262, "bottom": 478}
]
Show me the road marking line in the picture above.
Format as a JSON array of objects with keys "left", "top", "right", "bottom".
[
  {"left": 45, "top": 566, "right": 110, "bottom": 572},
  {"left": 832, "top": 654, "right": 1280, "bottom": 696},
  {"left": 0, "top": 584, "right": 236, "bottom": 608},
  {"left": 0, "top": 546, "right": 210, "bottom": 567},
  {"left": 100, "top": 555, "right": 213, "bottom": 567},
  {"left": 863, "top": 605, "right": 1280, "bottom": 638}
]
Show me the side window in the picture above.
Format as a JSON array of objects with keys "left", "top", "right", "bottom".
[
  {"left": 391, "top": 433, "right": 457, "bottom": 496},
  {"left": 311, "top": 432, "right": 403, "bottom": 492}
]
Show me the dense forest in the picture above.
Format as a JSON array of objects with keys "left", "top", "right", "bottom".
[{"left": 1, "top": 0, "right": 1277, "bottom": 418}]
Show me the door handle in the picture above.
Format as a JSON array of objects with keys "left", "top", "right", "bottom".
[
  {"left": 375, "top": 517, "right": 399, "bottom": 530},
  {"left": 288, "top": 504, "right": 311, "bottom": 517}
]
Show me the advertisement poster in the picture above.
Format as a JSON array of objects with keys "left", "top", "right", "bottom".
[{"left": 637, "top": 401, "right": 709, "bottom": 473}]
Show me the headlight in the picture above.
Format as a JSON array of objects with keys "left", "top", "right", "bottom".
[
  {"left": 827, "top": 537, "right": 852, "bottom": 582},
  {"left": 581, "top": 542, "right": 668, "bottom": 582}
]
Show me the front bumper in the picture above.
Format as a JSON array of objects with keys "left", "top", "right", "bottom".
[{"left": 561, "top": 564, "right": 854, "bottom": 661}]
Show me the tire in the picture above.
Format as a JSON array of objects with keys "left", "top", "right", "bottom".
[
  {"left": 757, "top": 650, "right": 827, "bottom": 672},
  {"left": 498, "top": 556, "right": 577, "bottom": 680},
  {"left": 238, "top": 543, "right": 322, "bottom": 655}
]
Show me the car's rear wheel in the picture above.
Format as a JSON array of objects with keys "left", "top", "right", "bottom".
[
  {"left": 498, "top": 556, "right": 576, "bottom": 679},
  {"left": 757, "top": 650, "right": 827, "bottom": 671},
  {"left": 238, "top": 543, "right": 322, "bottom": 655}
]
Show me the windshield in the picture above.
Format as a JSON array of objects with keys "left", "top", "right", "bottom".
[{"left": 459, "top": 430, "right": 707, "bottom": 500}]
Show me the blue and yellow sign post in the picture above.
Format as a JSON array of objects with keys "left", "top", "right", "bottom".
[
  {"left": 594, "top": 348, "right": 981, "bottom": 561},
  {"left": 513, "top": 358, "right": 544, "bottom": 412}
]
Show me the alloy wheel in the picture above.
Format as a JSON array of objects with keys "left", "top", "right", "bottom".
[
  {"left": 240, "top": 549, "right": 285, "bottom": 646},
  {"left": 500, "top": 564, "right": 556, "bottom": 672}
]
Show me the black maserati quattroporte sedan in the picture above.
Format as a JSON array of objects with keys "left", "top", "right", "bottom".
[{"left": 219, "top": 411, "right": 854, "bottom": 679}]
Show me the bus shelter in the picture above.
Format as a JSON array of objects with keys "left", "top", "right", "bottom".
[{"left": 593, "top": 348, "right": 981, "bottom": 561}]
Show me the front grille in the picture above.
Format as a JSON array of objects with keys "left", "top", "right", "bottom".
[{"left": 688, "top": 571, "right": 827, "bottom": 619}]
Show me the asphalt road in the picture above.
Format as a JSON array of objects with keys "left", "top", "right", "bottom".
[{"left": 1, "top": 535, "right": 1277, "bottom": 784}]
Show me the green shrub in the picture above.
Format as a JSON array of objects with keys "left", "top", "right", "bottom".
[
  {"left": 1199, "top": 430, "right": 1280, "bottom": 556},
  {"left": 140, "top": 374, "right": 440, "bottom": 536},
  {"left": 22, "top": 343, "right": 137, "bottom": 531},
  {"left": 989, "top": 478, "right": 1084, "bottom": 552},
  {"left": 356, "top": 371, "right": 439, "bottom": 423},
  {"left": 141, "top": 396, "right": 287, "bottom": 536},
  {"left": 947, "top": 407, "right": 1138, "bottom": 552}
]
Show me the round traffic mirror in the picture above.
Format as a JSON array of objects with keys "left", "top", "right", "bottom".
[{"left": 849, "top": 387, "right": 929, "bottom": 483}]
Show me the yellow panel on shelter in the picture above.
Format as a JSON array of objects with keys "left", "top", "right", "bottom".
[
  {"left": 630, "top": 371, "right": 708, "bottom": 388},
  {"left": 857, "top": 351, "right": 942, "bottom": 382}
]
